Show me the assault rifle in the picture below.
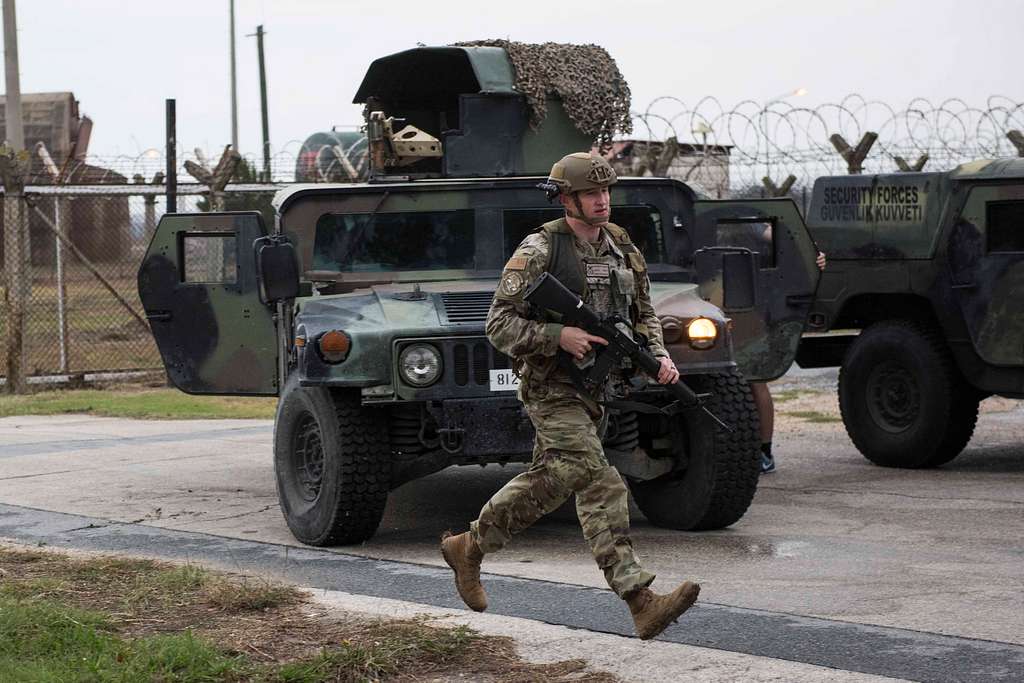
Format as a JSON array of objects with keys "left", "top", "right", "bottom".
[{"left": 523, "top": 272, "right": 730, "bottom": 431}]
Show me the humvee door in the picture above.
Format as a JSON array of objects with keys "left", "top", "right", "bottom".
[
  {"left": 948, "top": 185, "right": 1024, "bottom": 366},
  {"left": 137, "top": 212, "right": 278, "bottom": 395},
  {"left": 692, "top": 200, "right": 821, "bottom": 381}
]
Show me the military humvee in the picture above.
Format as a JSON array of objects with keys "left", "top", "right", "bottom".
[
  {"left": 138, "top": 45, "right": 822, "bottom": 545},
  {"left": 797, "top": 160, "right": 1024, "bottom": 468}
]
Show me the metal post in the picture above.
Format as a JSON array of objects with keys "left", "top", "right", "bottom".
[
  {"left": 143, "top": 193, "right": 157, "bottom": 240},
  {"left": 255, "top": 25, "right": 271, "bottom": 181},
  {"left": 2, "top": 1, "right": 27, "bottom": 392},
  {"left": 2, "top": 184, "right": 27, "bottom": 392},
  {"left": 229, "top": 0, "right": 238, "bottom": 152},
  {"left": 1005, "top": 130, "right": 1024, "bottom": 157},
  {"left": 54, "top": 199, "right": 69, "bottom": 373},
  {"left": 166, "top": 99, "right": 177, "bottom": 213}
]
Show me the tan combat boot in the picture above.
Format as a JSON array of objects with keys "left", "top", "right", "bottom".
[
  {"left": 626, "top": 581, "right": 701, "bottom": 640},
  {"left": 440, "top": 531, "right": 487, "bottom": 612}
]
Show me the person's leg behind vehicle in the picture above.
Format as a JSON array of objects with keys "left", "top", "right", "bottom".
[{"left": 751, "top": 382, "right": 775, "bottom": 473}]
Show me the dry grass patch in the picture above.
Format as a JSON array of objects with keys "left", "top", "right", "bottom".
[{"left": 0, "top": 544, "right": 618, "bottom": 682}]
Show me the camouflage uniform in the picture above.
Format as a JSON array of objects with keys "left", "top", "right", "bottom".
[{"left": 470, "top": 219, "right": 668, "bottom": 598}]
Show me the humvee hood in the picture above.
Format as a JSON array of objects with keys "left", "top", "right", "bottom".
[
  {"left": 296, "top": 280, "right": 500, "bottom": 333},
  {"left": 297, "top": 280, "right": 719, "bottom": 334},
  {"left": 648, "top": 282, "right": 727, "bottom": 323}
]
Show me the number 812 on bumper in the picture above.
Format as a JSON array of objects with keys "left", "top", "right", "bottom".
[{"left": 489, "top": 369, "right": 520, "bottom": 392}]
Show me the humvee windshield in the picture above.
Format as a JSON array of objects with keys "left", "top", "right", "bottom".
[
  {"left": 310, "top": 204, "right": 672, "bottom": 275},
  {"left": 313, "top": 210, "right": 476, "bottom": 272}
]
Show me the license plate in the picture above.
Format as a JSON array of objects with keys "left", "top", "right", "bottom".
[{"left": 489, "top": 369, "right": 520, "bottom": 392}]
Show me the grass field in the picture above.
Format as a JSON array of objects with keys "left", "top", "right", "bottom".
[{"left": 0, "top": 386, "right": 277, "bottom": 420}]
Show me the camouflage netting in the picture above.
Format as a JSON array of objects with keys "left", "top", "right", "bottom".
[{"left": 455, "top": 39, "right": 632, "bottom": 150}]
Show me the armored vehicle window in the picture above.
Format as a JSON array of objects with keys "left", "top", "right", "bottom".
[
  {"left": 312, "top": 210, "right": 475, "bottom": 271},
  {"left": 502, "top": 208, "right": 563, "bottom": 255},
  {"left": 614, "top": 206, "right": 665, "bottom": 263},
  {"left": 987, "top": 201, "right": 1024, "bottom": 253},
  {"left": 715, "top": 219, "right": 776, "bottom": 268},
  {"left": 502, "top": 205, "right": 665, "bottom": 263},
  {"left": 182, "top": 233, "right": 237, "bottom": 284}
]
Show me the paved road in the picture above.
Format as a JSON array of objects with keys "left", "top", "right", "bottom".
[{"left": 1, "top": 379, "right": 1022, "bottom": 681}]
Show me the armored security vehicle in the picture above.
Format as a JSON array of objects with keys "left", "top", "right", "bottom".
[
  {"left": 139, "top": 44, "right": 823, "bottom": 545},
  {"left": 797, "top": 160, "right": 1024, "bottom": 468}
]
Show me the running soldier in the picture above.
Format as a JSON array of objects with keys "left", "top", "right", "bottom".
[{"left": 441, "top": 152, "right": 701, "bottom": 640}]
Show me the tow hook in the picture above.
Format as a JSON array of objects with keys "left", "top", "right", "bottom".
[{"left": 438, "top": 428, "right": 464, "bottom": 454}]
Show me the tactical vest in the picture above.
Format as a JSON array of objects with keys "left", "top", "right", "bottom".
[{"left": 539, "top": 218, "right": 648, "bottom": 332}]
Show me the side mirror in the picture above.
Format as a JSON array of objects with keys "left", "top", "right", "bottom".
[
  {"left": 694, "top": 246, "right": 757, "bottom": 313},
  {"left": 254, "top": 235, "right": 300, "bottom": 304}
]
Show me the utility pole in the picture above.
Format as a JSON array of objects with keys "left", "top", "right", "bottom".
[
  {"left": 252, "top": 24, "right": 271, "bottom": 181},
  {"left": 229, "top": 0, "right": 238, "bottom": 151},
  {"left": 3, "top": 0, "right": 24, "bottom": 150},
  {"left": 2, "top": 0, "right": 28, "bottom": 393}
]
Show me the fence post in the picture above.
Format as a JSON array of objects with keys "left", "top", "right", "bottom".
[
  {"left": 761, "top": 174, "right": 796, "bottom": 197},
  {"left": 36, "top": 142, "right": 71, "bottom": 373},
  {"left": 166, "top": 99, "right": 177, "bottom": 213},
  {"left": 0, "top": 147, "right": 29, "bottom": 393},
  {"left": 1007, "top": 130, "right": 1024, "bottom": 157},
  {"left": 54, "top": 197, "right": 70, "bottom": 373},
  {"left": 184, "top": 145, "right": 241, "bottom": 211},
  {"left": 894, "top": 154, "right": 928, "bottom": 172},
  {"left": 829, "top": 132, "right": 878, "bottom": 174},
  {"left": 134, "top": 172, "right": 164, "bottom": 242}
]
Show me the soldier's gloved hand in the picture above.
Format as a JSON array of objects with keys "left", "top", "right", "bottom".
[
  {"left": 559, "top": 327, "right": 608, "bottom": 360},
  {"left": 656, "top": 357, "right": 680, "bottom": 385}
]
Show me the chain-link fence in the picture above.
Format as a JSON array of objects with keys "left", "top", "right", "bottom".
[{"left": 0, "top": 184, "right": 278, "bottom": 385}]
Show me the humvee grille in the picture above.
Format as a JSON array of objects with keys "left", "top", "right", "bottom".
[
  {"left": 451, "top": 339, "right": 510, "bottom": 386},
  {"left": 439, "top": 292, "right": 495, "bottom": 326}
]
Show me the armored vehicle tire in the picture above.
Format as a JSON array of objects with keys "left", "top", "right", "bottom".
[
  {"left": 838, "top": 320, "right": 979, "bottom": 468},
  {"left": 627, "top": 371, "right": 760, "bottom": 531},
  {"left": 927, "top": 388, "right": 981, "bottom": 467},
  {"left": 274, "top": 376, "right": 390, "bottom": 546}
]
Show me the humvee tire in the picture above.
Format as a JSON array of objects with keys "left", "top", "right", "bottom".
[
  {"left": 274, "top": 376, "right": 390, "bottom": 545},
  {"left": 929, "top": 387, "right": 981, "bottom": 467},
  {"left": 628, "top": 371, "right": 760, "bottom": 530},
  {"left": 838, "top": 320, "right": 979, "bottom": 468}
]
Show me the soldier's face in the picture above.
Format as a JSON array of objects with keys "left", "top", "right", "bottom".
[{"left": 563, "top": 187, "right": 610, "bottom": 223}]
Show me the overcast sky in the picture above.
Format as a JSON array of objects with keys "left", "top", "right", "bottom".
[{"left": 6, "top": 0, "right": 1021, "bottom": 161}]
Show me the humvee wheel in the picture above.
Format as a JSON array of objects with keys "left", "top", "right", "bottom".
[
  {"left": 839, "top": 320, "right": 978, "bottom": 468},
  {"left": 628, "top": 371, "right": 760, "bottom": 530},
  {"left": 274, "top": 376, "right": 390, "bottom": 545}
]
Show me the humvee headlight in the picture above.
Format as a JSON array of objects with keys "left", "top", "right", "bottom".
[
  {"left": 399, "top": 344, "right": 442, "bottom": 387},
  {"left": 317, "top": 330, "right": 351, "bottom": 363},
  {"left": 659, "top": 316, "right": 683, "bottom": 344},
  {"left": 686, "top": 318, "right": 717, "bottom": 349}
]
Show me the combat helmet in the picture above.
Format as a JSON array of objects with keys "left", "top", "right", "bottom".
[{"left": 539, "top": 152, "right": 618, "bottom": 225}]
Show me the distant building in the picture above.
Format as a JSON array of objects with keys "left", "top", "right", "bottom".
[
  {"left": 604, "top": 140, "right": 732, "bottom": 198},
  {"left": 0, "top": 92, "right": 129, "bottom": 266}
]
